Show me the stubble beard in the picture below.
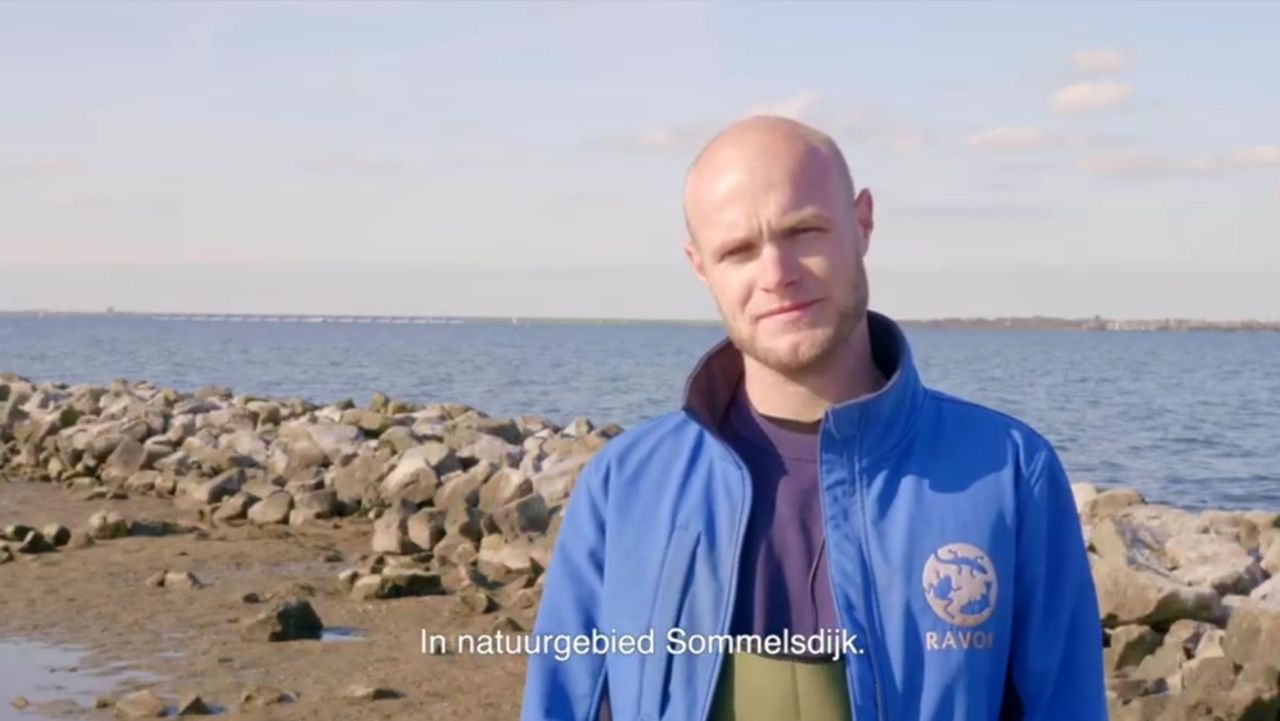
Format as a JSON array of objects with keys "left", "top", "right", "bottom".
[{"left": 725, "top": 260, "right": 870, "bottom": 376}]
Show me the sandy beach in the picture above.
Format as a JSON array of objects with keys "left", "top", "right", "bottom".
[{"left": 1, "top": 478, "right": 532, "bottom": 720}]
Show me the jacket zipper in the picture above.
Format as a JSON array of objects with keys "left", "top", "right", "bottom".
[
  {"left": 819, "top": 422, "right": 870, "bottom": 721},
  {"left": 695, "top": 436, "right": 752, "bottom": 721},
  {"left": 849, "top": 428, "right": 887, "bottom": 721}
]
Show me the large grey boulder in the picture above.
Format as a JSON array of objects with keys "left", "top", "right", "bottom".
[
  {"left": 1071, "top": 482, "right": 1099, "bottom": 514},
  {"left": 1250, "top": 576, "right": 1280, "bottom": 610},
  {"left": 350, "top": 569, "right": 444, "bottom": 600},
  {"left": 268, "top": 437, "right": 326, "bottom": 479},
  {"left": 485, "top": 493, "right": 550, "bottom": 540},
  {"left": 241, "top": 597, "right": 323, "bottom": 642},
  {"left": 371, "top": 501, "right": 420, "bottom": 554},
  {"left": 435, "top": 465, "right": 489, "bottom": 510},
  {"left": 1078, "top": 488, "right": 1146, "bottom": 526},
  {"left": 444, "top": 504, "right": 485, "bottom": 544},
  {"left": 88, "top": 509, "right": 130, "bottom": 540},
  {"left": 457, "top": 435, "right": 522, "bottom": 468},
  {"left": 453, "top": 414, "right": 523, "bottom": 445},
  {"left": 292, "top": 489, "right": 336, "bottom": 519},
  {"left": 187, "top": 468, "right": 247, "bottom": 505},
  {"left": 407, "top": 509, "right": 446, "bottom": 552},
  {"left": 330, "top": 447, "right": 392, "bottom": 509},
  {"left": 213, "top": 492, "right": 257, "bottom": 522},
  {"left": 479, "top": 468, "right": 534, "bottom": 512},
  {"left": 380, "top": 446, "right": 444, "bottom": 499},
  {"left": 1091, "top": 554, "right": 1223, "bottom": 627},
  {"left": 1105, "top": 625, "right": 1162, "bottom": 673},
  {"left": 1166, "top": 532, "right": 1265, "bottom": 596},
  {"left": 247, "top": 491, "right": 293, "bottom": 525},
  {"left": 221, "top": 430, "right": 270, "bottom": 465},
  {"left": 530, "top": 453, "right": 593, "bottom": 505},
  {"left": 1223, "top": 600, "right": 1280, "bottom": 670},
  {"left": 1196, "top": 510, "right": 1267, "bottom": 553},
  {"left": 18, "top": 530, "right": 56, "bottom": 554},
  {"left": 339, "top": 408, "right": 392, "bottom": 436},
  {"left": 1091, "top": 516, "right": 1169, "bottom": 569},
  {"left": 123, "top": 470, "right": 162, "bottom": 495},
  {"left": 40, "top": 524, "right": 71, "bottom": 547},
  {"left": 1262, "top": 536, "right": 1280, "bottom": 577},
  {"left": 376, "top": 426, "right": 420, "bottom": 454},
  {"left": 303, "top": 421, "right": 364, "bottom": 463},
  {"left": 101, "top": 437, "right": 147, "bottom": 485}
]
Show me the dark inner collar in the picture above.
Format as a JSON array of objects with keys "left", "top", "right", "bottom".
[
  {"left": 685, "top": 311, "right": 908, "bottom": 438},
  {"left": 724, "top": 379, "right": 820, "bottom": 462},
  {"left": 758, "top": 412, "right": 821, "bottom": 435}
]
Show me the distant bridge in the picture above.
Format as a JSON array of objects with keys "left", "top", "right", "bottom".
[{"left": 149, "top": 314, "right": 467, "bottom": 324}]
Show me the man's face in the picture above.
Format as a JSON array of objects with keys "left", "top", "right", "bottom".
[{"left": 684, "top": 142, "right": 874, "bottom": 375}]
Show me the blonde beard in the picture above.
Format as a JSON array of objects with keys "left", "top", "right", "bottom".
[{"left": 724, "top": 261, "right": 869, "bottom": 376}]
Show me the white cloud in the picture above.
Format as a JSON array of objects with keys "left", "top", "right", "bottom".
[
  {"left": 1051, "top": 82, "right": 1133, "bottom": 115},
  {"left": 1225, "top": 146, "right": 1280, "bottom": 168},
  {"left": 747, "top": 92, "right": 819, "bottom": 121},
  {"left": 966, "top": 128, "right": 1136, "bottom": 154},
  {"left": 1069, "top": 49, "right": 1133, "bottom": 75},
  {"left": 1079, "top": 144, "right": 1280, "bottom": 179},
  {"left": 1077, "top": 150, "right": 1219, "bottom": 178},
  {"left": 967, "top": 127, "right": 1055, "bottom": 152}
]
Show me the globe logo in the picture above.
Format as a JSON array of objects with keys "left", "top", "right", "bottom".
[{"left": 921, "top": 543, "right": 998, "bottom": 627}]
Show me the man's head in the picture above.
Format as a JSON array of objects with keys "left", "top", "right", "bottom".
[{"left": 683, "top": 116, "right": 875, "bottom": 377}]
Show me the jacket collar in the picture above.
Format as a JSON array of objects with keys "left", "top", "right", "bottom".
[{"left": 680, "top": 310, "right": 926, "bottom": 454}]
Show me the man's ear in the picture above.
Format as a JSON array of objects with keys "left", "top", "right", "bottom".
[
  {"left": 684, "top": 240, "right": 708, "bottom": 285},
  {"left": 854, "top": 188, "right": 875, "bottom": 256}
]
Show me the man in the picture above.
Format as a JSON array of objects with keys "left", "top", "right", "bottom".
[{"left": 521, "top": 116, "right": 1105, "bottom": 720}]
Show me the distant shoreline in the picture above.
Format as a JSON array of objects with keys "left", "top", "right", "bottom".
[{"left": 1, "top": 309, "right": 1278, "bottom": 332}]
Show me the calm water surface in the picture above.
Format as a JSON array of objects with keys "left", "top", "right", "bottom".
[{"left": 2, "top": 316, "right": 1277, "bottom": 510}]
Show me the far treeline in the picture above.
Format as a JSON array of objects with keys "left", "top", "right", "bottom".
[{"left": 0, "top": 310, "right": 1278, "bottom": 331}]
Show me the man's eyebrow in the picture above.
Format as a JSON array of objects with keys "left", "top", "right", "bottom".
[
  {"left": 704, "top": 208, "right": 833, "bottom": 257},
  {"left": 710, "top": 233, "right": 756, "bottom": 258},
  {"left": 777, "top": 207, "right": 832, "bottom": 229}
]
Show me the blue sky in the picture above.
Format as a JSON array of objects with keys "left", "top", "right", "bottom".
[{"left": 2, "top": 2, "right": 1277, "bottom": 320}]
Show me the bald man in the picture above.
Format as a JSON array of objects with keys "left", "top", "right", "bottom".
[{"left": 521, "top": 117, "right": 1105, "bottom": 721}]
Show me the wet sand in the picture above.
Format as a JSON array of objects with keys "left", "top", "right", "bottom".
[{"left": 1, "top": 479, "right": 528, "bottom": 720}]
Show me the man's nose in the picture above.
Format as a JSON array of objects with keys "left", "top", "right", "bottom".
[{"left": 757, "top": 239, "right": 798, "bottom": 291}]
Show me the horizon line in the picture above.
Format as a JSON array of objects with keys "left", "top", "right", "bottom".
[{"left": 3, "top": 307, "right": 1280, "bottom": 327}]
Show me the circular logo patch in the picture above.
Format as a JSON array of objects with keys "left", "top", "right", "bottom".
[{"left": 921, "top": 543, "right": 998, "bottom": 627}]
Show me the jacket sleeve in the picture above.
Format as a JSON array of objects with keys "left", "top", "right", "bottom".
[
  {"left": 520, "top": 453, "right": 611, "bottom": 721},
  {"left": 1004, "top": 442, "right": 1108, "bottom": 720}
]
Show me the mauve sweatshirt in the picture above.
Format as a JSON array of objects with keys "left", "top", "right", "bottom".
[{"left": 719, "top": 379, "right": 842, "bottom": 643}]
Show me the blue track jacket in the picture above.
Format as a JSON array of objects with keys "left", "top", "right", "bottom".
[{"left": 521, "top": 311, "right": 1106, "bottom": 720}]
